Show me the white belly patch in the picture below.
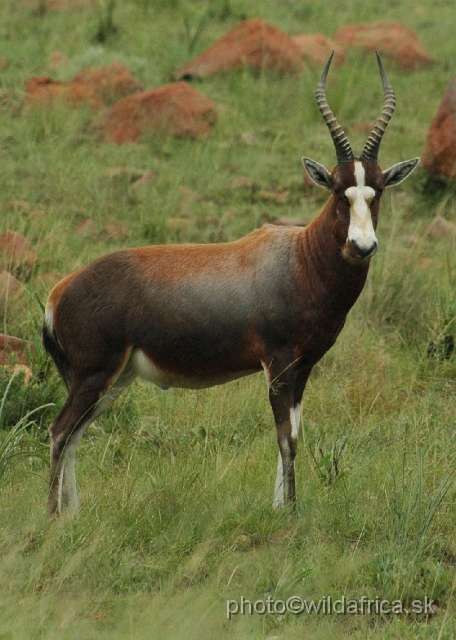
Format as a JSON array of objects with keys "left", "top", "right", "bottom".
[{"left": 130, "top": 349, "right": 172, "bottom": 389}]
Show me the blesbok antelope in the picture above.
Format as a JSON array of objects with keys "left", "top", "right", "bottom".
[{"left": 43, "top": 52, "right": 419, "bottom": 517}]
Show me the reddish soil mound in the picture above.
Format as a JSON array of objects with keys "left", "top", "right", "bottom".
[
  {"left": 175, "top": 18, "right": 304, "bottom": 79},
  {"left": 24, "top": 76, "right": 104, "bottom": 111},
  {"left": 422, "top": 77, "right": 456, "bottom": 179},
  {"left": 98, "top": 82, "right": 217, "bottom": 144},
  {"left": 291, "top": 34, "right": 345, "bottom": 67},
  {"left": 72, "top": 62, "right": 144, "bottom": 105},
  {"left": 333, "top": 22, "right": 435, "bottom": 72}
]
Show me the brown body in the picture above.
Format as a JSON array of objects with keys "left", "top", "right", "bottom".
[
  {"left": 43, "top": 53, "right": 419, "bottom": 516},
  {"left": 49, "top": 215, "right": 368, "bottom": 388}
]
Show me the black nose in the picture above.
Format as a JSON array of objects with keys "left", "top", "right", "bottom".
[{"left": 350, "top": 239, "right": 378, "bottom": 259}]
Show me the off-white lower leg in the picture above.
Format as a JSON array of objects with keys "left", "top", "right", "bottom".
[{"left": 272, "top": 404, "right": 301, "bottom": 508}]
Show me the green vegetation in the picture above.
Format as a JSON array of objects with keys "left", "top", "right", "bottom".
[{"left": 1, "top": 0, "right": 456, "bottom": 638}]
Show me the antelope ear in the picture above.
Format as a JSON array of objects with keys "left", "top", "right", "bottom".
[
  {"left": 302, "top": 157, "right": 332, "bottom": 190},
  {"left": 383, "top": 158, "right": 420, "bottom": 187}
]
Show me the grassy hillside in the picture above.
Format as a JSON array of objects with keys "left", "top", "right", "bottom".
[{"left": 1, "top": 1, "right": 456, "bottom": 638}]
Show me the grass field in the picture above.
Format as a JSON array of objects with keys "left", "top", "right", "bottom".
[{"left": 1, "top": 0, "right": 456, "bottom": 638}]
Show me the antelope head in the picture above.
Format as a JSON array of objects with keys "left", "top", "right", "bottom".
[{"left": 303, "top": 52, "right": 419, "bottom": 263}]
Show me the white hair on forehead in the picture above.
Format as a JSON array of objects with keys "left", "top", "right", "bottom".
[{"left": 354, "top": 161, "right": 365, "bottom": 187}]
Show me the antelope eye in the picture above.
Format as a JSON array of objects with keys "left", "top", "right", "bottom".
[{"left": 343, "top": 196, "right": 350, "bottom": 206}]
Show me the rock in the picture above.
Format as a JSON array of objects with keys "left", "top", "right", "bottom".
[
  {"left": 72, "top": 62, "right": 144, "bottom": 105},
  {"left": 0, "top": 231, "right": 37, "bottom": 275},
  {"left": 97, "top": 82, "right": 217, "bottom": 143},
  {"left": 175, "top": 18, "right": 304, "bottom": 79},
  {"left": 0, "top": 334, "right": 32, "bottom": 366},
  {"left": 333, "top": 22, "right": 435, "bottom": 72},
  {"left": 291, "top": 34, "right": 345, "bottom": 67},
  {"left": 422, "top": 77, "right": 456, "bottom": 180},
  {"left": 103, "top": 220, "right": 131, "bottom": 240},
  {"left": 0, "top": 271, "right": 21, "bottom": 301},
  {"left": 427, "top": 216, "right": 456, "bottom": 240},
  {"left": 24, "top": 76, "right": 104, "bottom": 111}
]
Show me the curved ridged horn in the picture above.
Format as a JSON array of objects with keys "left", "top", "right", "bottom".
[
  {"left": 361, "top": 51, "right": 396, "bottom": 163},
  {"left": 316, "top": 51, "right": 354, "bottom": 164}
]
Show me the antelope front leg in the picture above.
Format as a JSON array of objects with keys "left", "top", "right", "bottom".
[
  {"left": 269, "top": 391, "right": 298, "bottom": 508},
  {"left": 269, "top": 366, "right": 310, "bottom": 508},
  {"left": 273, "top": 403, "right": 301, "bottom": 507}
]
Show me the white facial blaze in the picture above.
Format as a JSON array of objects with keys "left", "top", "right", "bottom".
[{"left": 345, "top": 161, "right": 377, "bottom": 254}]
